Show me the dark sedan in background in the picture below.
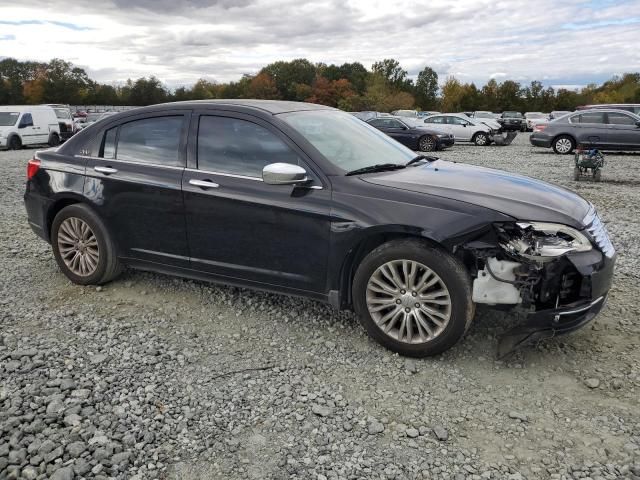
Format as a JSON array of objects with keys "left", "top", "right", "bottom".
[
  {"left": 530, "top": 108, "right": 640, "bottom": 154},
  {"left": 366, "top": 116, "right": 454, "bottom": 151},
  {"left": 499, "top": 111, "right": 526, "bottom": 131}
]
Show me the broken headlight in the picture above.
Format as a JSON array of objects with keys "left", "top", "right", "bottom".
[{"left": 500, "top": 222, "right": 592, "bottom": 261}]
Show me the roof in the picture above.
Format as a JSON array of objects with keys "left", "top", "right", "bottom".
[{"left": 156, "top": 99, "right": 336, "bottom": 114}]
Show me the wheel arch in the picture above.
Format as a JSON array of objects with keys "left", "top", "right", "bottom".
[
  {"left": 336, "top": 228, "right": 448, "bottom": 310},
  {"left": 45, "top": 194, "right": 91, "bottom": 242}
]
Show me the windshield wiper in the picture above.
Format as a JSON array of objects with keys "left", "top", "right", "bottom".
[
  {"left": 345, "top": 163, "right": 406, "bottom": 176},
  {"left": 406, "top": 155, "right": 437, "bottom": 166}
]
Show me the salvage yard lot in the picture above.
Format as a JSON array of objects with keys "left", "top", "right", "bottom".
[{"left": 1, "top": 134, "right": 639, "bottom": 479}]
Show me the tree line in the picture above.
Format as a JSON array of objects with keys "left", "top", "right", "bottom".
[{"left": 1, "top": 57, "right": 639, "bottom": 113}]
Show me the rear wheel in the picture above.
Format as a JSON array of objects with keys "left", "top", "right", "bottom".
[
  {"left": 473, "top": 132, "right": 489, "bottom": 146},
  {"left": 51, "top": 204, "right": 121, "bottom": 285},
  {"left": 8, "top": 136, "right": 21, "bottom": 150},
  {"left": 48, "top": 133, "right": 60, "bottom": 147},
  {"left": 418, "top": 135, "right": 437, "bottom": 152},
  {"left": 553, "top": 135, "right": 574, "bottom": 154},
  {"left": 353, "top": 240, "right": 474, "bottom": 357}
]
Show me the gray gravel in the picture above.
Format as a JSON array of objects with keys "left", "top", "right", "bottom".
[{"left": 1, "top": 135, "right": 639, "bottom": 479}]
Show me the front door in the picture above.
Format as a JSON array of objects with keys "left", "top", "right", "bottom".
[
  {"left": 447, "top": 116, "right": 472, "bottom": 141},
  {"left": 182, "top": 112, "right": 331, "bottom": 294},
  {"left": 18, "top": 113, "right": 41, "bottom": 145},
  {"left": 83, "top": 111, "right": 191, "bottom": 267},
  {"left": 605, "top": 111, "right": 640, "bottom": 149}
]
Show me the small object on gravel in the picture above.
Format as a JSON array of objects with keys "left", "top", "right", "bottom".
[
  {"left": 433, "top": 425, "right": 449, "bottom": 441},
  {"left": 406, "top": 427, "right": 419, "bottom": 438},
  {"left": 585, "top": 378, "right": 600, "bottom": 389},
  {"left": 311, "top": 404, "right": 332, "bottom": 417},
  {"left": 368, "top": 420, "right": 385, "bottom": 435},
  {"left": 96, "top": 286, "right": 103, "bottom": 292},
  {"left": 508, "top": 411, "right": 529, "bottom": 422}
]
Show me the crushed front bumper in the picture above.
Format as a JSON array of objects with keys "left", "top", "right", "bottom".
[{"left": 497, "top": 250, "right": 615, "bottom": 357}]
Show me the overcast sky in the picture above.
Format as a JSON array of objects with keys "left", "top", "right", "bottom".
[{"left": 1, "top": 0, "right": 639, "bottom": 90}]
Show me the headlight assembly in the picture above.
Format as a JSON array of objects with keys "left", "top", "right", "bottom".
[{"left": 498, "top": 222, "right": 592, "bottom": 261}]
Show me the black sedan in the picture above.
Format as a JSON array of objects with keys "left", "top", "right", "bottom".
[
  {"left": 530, "top": 109, "right": 640, "bottom": 154},
  {"left": 24, "top": 100, "right": 614, "bottom": 358},
  {"left": 366, "top": 116, "right": 454, "bottom": 152}
]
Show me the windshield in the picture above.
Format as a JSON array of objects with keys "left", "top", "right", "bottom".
[
  {"left": 86, "top": 113, "right": 102, "bottom": 122},
  {"left": 53, "top": 108, "right": 71, "bottom": 120},
  {"left": 0, "top": 112, "right": 20, "bottom": 126},
  {"left": 503, "top": 112, "right": 523, "bottom": 118},
  {"left": 526, "top": 113, "right": 544, "bottom": 118},
  {"left": 474, "top": 112, "right": 493, "bottom": 118},
  {"left": 280, "top": 110, "right": 415, "bottom": 172}
]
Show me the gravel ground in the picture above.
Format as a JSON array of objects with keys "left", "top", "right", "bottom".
[{"left": 1, "top": 134, "right": 639, "bottom": 480}]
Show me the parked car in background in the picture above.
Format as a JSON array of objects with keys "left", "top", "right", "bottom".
[
  {"left": 82, "top": 111, "right": 118, "bottom": 128},
  {"left": 24, "top": 100, "right": 615, "bottom": 357},
  {"left": 423, "top": 113, "right": 494, "bottom": 145},
  {"left": 417, "top": 111, "right": 439, "bottom": 118},
  {"left": 45, "top": 104, "right": 74, "bottom": 141},
  {"left": 350, "top": 111, "right": 392, "bottom": 122},
  {"left": 466, "top": 112, "right": 502, "bottom": 131},
  {"left": 0, "top": 105, "right": 61, "bottom": 150},
  {"left": 530, "top": 109, "right": 640, "bottom": 154},
  {"left": 366, "top": 116, "right": 454, "bottom": 152},
  {"left": 549, "top": 111, "right": 572, "bottom": 120},
  {"left": 499, "top": 111, "right": 525, "bottom": 131},
  {"left": 391, "top": 109, "right": 419, "bottom": 118},
  {"left": 524, "top": 112, "right": 547, "bottom": 131},
  {"left": 576, "top": 104, "right": 640, "bottom": 115}
]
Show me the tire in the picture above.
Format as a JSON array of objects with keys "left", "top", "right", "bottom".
[
  {"left": 51, "top": 204, "right": 122, "bottom": 285},
  {"left": 418, "top": 135, "right": 437, "bottom": 152},
  {"left": 552, "top": 135, "right": 575, "bottom": 154},
  {"left": 48, "top": 133, "right": 60, "bottom": 147},
  {"left": 8, "top": 135, "right": 21, "bottom": 150},
  {"left": 473, "top": 132, "right": 489, "bottom": 146},
  {"left": 352, "top": 239, "right": 474, "bottom": 357},
  {"left": 573, "top": 167, "right": 580, "bottom": 181}
]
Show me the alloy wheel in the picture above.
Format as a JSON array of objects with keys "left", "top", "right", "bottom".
[
  {"left": 475, "top": 134, "right": 488, "bottom": 146},
  {"left": 57, "top": 217, "right": 100, "bottom": 277},
  {"left": 365, "top": 259, "right": 452, "bottom": 344},
  {"left": 419, "top": 136, "right": 436, "bottom": 152},
  {"left": 555, "top": 138, "right": 572, "bottom": 153}
]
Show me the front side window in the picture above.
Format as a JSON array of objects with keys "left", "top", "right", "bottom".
[
  {"left": 197, "top": 116, "right": 301, "bottom": 177},
  {"left": 577, "top": 112, "right": 605, "bottom": 124},
  {"left": 448, "top": 116, "right": 468, "bottom": 125},
  {"left": 388, "top": 120, "right": 405, "bottom": 129},
  {"left": 20, "top": 113, "right": 33, "bottom": 127},
  {"left": 368, "top": 119, "right": 386, "bottom": 128},
  {"left": 280, "top": 110, "right": 415, "bottom": 172},
  {"left": 116, "top": 116, "right": 183, "bottom": 166},
  {"left": 425, "top": 116, "right": 446, "bottom": 124},
  {"left": 607, "top": 112, "right": 637, "bottom": 125}
]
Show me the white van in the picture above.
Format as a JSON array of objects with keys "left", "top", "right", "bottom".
[{"left": 0, "top": 106, "right": 62, "bottom": 150}]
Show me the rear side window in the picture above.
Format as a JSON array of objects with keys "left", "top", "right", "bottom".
[
  {"left": 576, "top": 112, "right": 605, "bottom": 124},
  {"left": 425, "top": 116, "right": 445, "bottom": 124},
  {"left": 607, "top": 112, "right": 637, "bottom": 125},
  {"left": 102, "top": 127, "right": 117, "bottom": 159},
  {"left": 197, "top": 116, "right": 301, "bottom": 177},
  {"left": 116, "top": 116, "right": 184, "bottom": 166}
]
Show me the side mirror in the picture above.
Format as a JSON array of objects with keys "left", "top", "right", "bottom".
[{"left": 263, "top": 163, "right": 308, "bottom": 185}]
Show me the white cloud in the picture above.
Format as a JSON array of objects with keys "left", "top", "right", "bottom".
[{"left": 1, "top": 0, "right": 639, "bottom": 88}]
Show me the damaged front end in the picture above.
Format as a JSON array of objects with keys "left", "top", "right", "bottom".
[{"left": 461, "top": 209, "right": 616, "bottom": 357}]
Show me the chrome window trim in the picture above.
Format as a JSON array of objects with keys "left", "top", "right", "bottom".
[
  {"left": 74, "top": 155, "right": 185, "bottom": 171},
  {"left": 185, "top": 168, "right": 263, "bottom": 182}
]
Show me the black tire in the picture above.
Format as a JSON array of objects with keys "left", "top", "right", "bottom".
[
  {"left": 51, "top": 204, "right": 122, "bottom": 285},
  {"left": 48, "top": 133, "right": 60, "bottom": 147},
  {"left": 552, "top": 135, "right": 575, "bottom": 154},
  {"left": 8, "top": 135, "right": 21, "bottom": 150},
  {"left": 352, "top": 239, "right": 474, "bottom": 357},
  {"left": 473, "top": 132, "right": 489, "bottom": 146},
  {"left": 418, "top": 135, "right": 437, "bottom": 152}
]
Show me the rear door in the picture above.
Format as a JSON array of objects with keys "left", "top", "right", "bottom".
[
  {"left": 17, "top": 113, "right": 42, "bottom": 145},
  {"left": 182, "top": 110, "right": 331, "bottom": 294},
  {"left": 424, "top": 115, "right": 453, "bottom": 136},
  {"left": 82, "top": 111, "right": 191, "bottom": 267},
  {"left": 605, "top": 112, "right": 640, "bottom": 150},
  {"left": 572, "top": 111, "right": 607, "bottom": 147}
]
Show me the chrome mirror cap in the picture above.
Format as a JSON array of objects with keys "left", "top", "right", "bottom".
[{"left": 262, "top": 163, "right": 308, "bottom": 185}]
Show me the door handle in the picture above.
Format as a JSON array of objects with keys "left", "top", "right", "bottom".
[
  {"left": 94, "top": 166, "right": 118, "bottom": 175},
  {"left": 189, "top": 179, "right": 219, "bottom": 189}
]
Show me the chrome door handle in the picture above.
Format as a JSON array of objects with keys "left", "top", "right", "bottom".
[
  {"left": 189, "top": 179, "right": 219, "bottom": 189},
  {"left": 94, "top": 166, "right": 118, "bottom": 174}
]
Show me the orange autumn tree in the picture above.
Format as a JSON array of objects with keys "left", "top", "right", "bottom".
[
  {"left": 305, "top": 76, "right": 356, "bottom": 108},
  {"left": 246, "top": 72, "right": 280, "bottom": 99}
]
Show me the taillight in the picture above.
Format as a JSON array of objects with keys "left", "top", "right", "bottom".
[
  {"left": 533, "top": 124, "right": 547, "bottom": 132},
  {"left": 27, "top": 158, "right": 41, "bottom": 180}
]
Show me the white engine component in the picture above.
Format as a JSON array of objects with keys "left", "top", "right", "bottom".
[{"left": 472, "top": 257, "right": 522, "bottom": 305}]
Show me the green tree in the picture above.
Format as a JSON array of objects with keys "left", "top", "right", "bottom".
[
  {"left": 415, "top": 66, "right": 439, "bottom": 109},
  {"left": 261, "top": 59, "right": 317, "bottom": 100},
  {"left": 497, "top": 80, "right": 522, "bottom": 111},
  {"left": 128, "top": 76, "right": 168, "bottom": 106},
  {"left": 371, "top": 59, "right": 408, "bottom": 89}
]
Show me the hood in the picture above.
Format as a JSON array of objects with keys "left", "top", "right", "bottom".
[{"left": 362, "top": 160, "right": 591, "bottom": 228}]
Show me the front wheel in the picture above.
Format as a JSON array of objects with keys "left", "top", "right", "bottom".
[
  {"left": 8, "top": 136, "right": 21, "bottom": 150},
  {"left": 473, "top": 132, "right": 489, "bottom": 146},
  {"left": 353, "top": 240, "right": 474, "bottom": 357},
  {"left": 418, "top": 135, "right": 437, "bottom": 152},
  {"left": 51, "top": 204, "right": 122, "bottom": 285},
  {"left": 48, "top": 133, "right": 60, "bottom": 147}
]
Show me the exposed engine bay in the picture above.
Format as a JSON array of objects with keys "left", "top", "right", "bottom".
[{"left": 463, "top": 222, "right": 596, "bottom": 311}]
